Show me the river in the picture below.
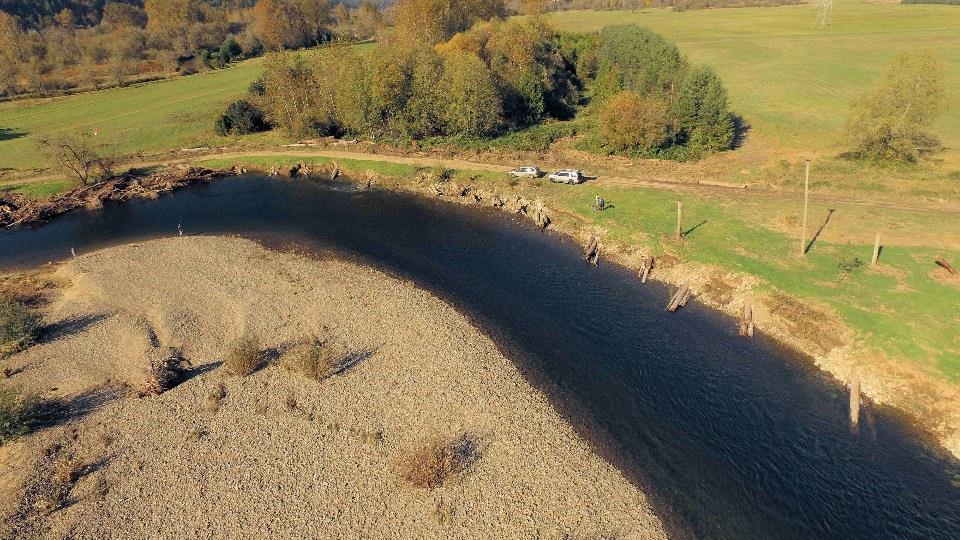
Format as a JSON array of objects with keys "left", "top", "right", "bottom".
[{"left": 1, "top": 176, "right": 958, "bottom": 539}]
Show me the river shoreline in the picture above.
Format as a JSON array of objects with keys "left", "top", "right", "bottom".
[
  {"left": 4, "top": 163, "right": 957, "bottom": 459},
  {"left": 293, "top": 164, "right": 957, "bottom": 462}
]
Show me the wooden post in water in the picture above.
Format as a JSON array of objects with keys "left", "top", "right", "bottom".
[
  {"left": 739, "top": 301, "right": 754, "bottom": 337},
  {"left": 849, "top": 369, "right": 861, "bottom": 433},
  {"left": 800, "top": 160, "right": 810, "bottom": 257},
  {"left": 676, "top": 201, "right": 683, "bottom": 240},
  {"left": 666, "top": 284, "right": 691, "bottom": 312},
  {"left": 871, "top": 233, "right": 881, "bottom": 267},
  {"left": 639, "top": 256, "right": 654, "bottom": 284}
]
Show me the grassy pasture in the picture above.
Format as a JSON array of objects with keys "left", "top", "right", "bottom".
[
  {"left": 0, "top": 58, "right": 268, "bottom": 172},
  {"left": 546, "top": 0, "right": 960, "bottom": 157}
]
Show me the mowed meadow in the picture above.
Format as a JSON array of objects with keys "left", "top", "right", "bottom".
[
  {"left": 0, "top": 57, "right": 267, "bottom": 172},
  {"left": 547, "top": 0, "right": 960, "bottom": 158}
]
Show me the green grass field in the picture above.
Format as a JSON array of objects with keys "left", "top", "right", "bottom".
[
  {"left": 3, "top": 1, "right": 959, "bottom": 175},
  {"left": 545, "top": 0, "right": 960, "bottom": 156},
  {"left": 0, "top": 58, "right": 266, "bottom": 172}
]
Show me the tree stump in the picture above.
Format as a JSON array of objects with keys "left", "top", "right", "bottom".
[{"left": 532, "top": 202, "right": 551, "bottom": 229}]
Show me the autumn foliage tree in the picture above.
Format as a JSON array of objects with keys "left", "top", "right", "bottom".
[
  {"left": 599, "top": 91, "right": 671, "bottom": 152},
  {"left": 393, "top": 0, "right": 506, "bottom": 45},
  {"left": 145, "top": 0, "right": 202, "bottom": 53}
]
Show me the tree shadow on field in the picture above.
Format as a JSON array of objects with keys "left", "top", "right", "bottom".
[
  {"left": 0, "top": 127, "right": 27, "bottom": 141},
  {"left": 731, "top": 115, "right": 751, "bottom": 150}
]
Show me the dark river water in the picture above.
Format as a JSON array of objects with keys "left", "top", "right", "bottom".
[{"left": 1, "top": 176, "right": 958, "bottom": 539}]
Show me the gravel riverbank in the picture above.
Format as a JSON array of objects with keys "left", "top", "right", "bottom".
[{"left": 0, "top": 236, "right": 666, "bottom": 539}]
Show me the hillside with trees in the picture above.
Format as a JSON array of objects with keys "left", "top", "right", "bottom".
[{"left": 0, "top": 0, "right": 384, "bottom": 99}]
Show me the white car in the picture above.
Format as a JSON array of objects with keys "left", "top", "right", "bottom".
[
  {"left": 549, "top": 169, "right": 585, "bottom": 184},
  {"left": 509, "top": 166, "right": 541, "bottom": 178}
]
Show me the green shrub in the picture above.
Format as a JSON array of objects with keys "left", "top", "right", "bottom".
[
  {"left": 0, "top": 388, "right": 36, "bottom": 445},
  {"left": 215, "top": 100, "right": 269, "bottom": 136},
  {"left": 0, "top": 296, "right": 41, "bottom": 357}
]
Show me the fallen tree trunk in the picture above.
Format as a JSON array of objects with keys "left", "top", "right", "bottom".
[
  {"left": 666, "top": 284, "right": 691, "bottom": 312},
  {"left": 936, "top": 255, "right": 958, "bottom": 275}
]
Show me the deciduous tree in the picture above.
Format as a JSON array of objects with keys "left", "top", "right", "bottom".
[
  {"left": 36, "top": 130, "right": 121, "bottom": 185},
  {"left": 254, "top": 0, "right": 309, "bottom": 50},
  {"left": 846, "top": 50, "right": 947, "bottom": 164},
  {"left": 599, "top": 90, "right": 670, "bottom": 153}
]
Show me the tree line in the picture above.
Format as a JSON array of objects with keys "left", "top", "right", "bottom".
[
  {"left": 226, "top": 2, "right": 739, "bottom": 160},
  {"left": 0, "top": 0, "right": 385, "bottom": 99}
]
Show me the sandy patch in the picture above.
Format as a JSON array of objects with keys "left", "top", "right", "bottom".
[{"left": 0, "top": 236, "right": 665, "bottom": 540}]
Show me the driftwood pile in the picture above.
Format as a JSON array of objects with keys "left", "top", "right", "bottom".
[
  {"left": 584, "top": 236, "right": 600, "bottom": 266},
  {"left": 666, "top": 283, "right": 691, "bottom": 312},
  {"left": 0, "top": 166, "right": 233, "bottom": 229}
]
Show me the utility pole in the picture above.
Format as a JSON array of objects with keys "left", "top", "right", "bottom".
[{"left": 800, "top": 160, "right": 810, "bottom": 257}]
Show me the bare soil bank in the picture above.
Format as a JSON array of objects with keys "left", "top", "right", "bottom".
[{"left": 0, "top": 237, "right": 666, "bottom": 539}]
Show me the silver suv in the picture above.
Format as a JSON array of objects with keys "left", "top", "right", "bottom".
[
  {"left": 509, "top": 166, "right": 541, "bottom": 178},
  {"left": 548, "top": 169, "right": 585, "bottom": 184}
]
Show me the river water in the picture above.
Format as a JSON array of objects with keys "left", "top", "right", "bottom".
[{"left": 1, "top": 176, "right": 958, "bottom": 539}]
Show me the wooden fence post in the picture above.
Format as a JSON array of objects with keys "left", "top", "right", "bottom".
[
  {"left": 676, "top": 201, "right": 683, "bottom": 240},
  {"left": 800, "top": 160, "right": 810, "bottom": 257},
  {"left": 871, "top": 232, "right": 881, "bottom": 267}
]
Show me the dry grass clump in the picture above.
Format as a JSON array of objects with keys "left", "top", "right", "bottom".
[
  {"left": 400, "top": 435, "right": 480, "bottom": 489},
  {"left": 224, "top": 335, "right": 263, "bottom": 377},
  {"left": 137, "top": 347, "right": 188, "bottom": 397},
  {"left": 282, "top": 337, "right": 343, "bottom": 381},
  {"left": 0, "top": 387, "right": 37, "bottom": 445}
]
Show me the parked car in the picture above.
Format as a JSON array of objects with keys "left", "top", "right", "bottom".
[
  {"left": 548, "top": 169, "right": 585, "bottom": 184},
  {"left": 509, "top": 166, "right": 541, "bottom": 178}
]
